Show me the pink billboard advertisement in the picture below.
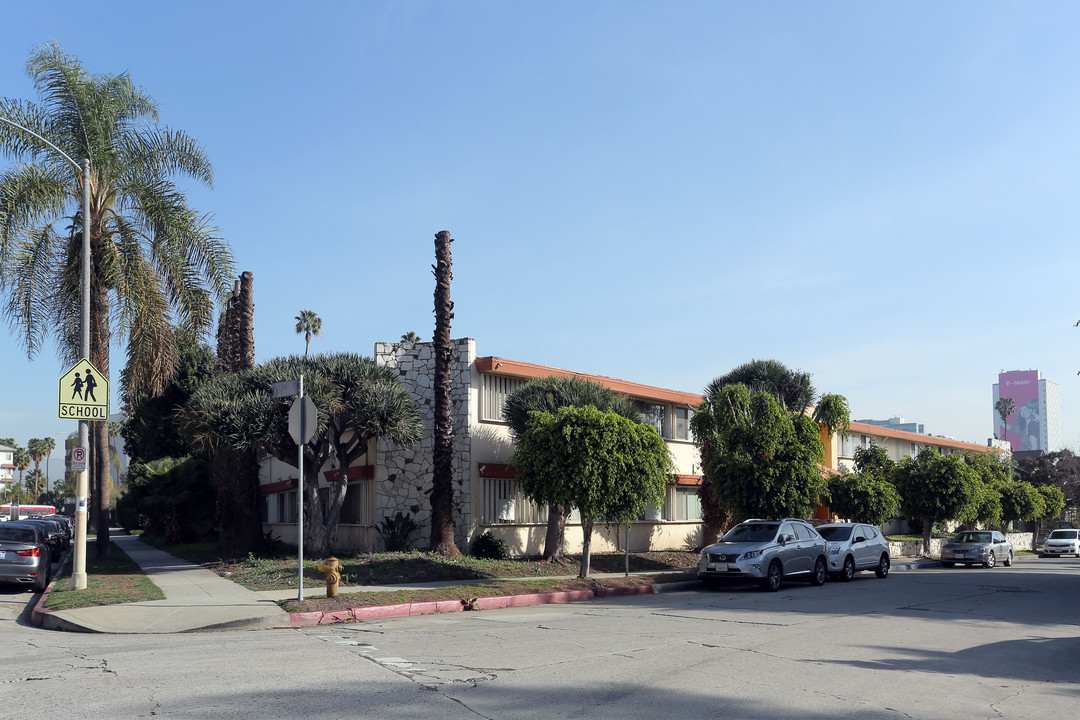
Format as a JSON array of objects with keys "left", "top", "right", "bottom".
[{"left": 999, "top": 371, "right": 1041, "bottom": 451}]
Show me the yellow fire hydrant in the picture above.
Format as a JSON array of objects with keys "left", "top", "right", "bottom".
[{"left": 315, "top": 557, "right": 342, "bottom": 598}]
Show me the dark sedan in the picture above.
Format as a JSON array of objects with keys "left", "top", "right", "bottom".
[{"left": 0, "top": 522, "right": 52, "bottom": 591}]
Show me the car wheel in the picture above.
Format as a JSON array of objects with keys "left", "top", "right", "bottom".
[
  {"left": 32, "top": 567, "right": 49, "bottom": 593},
  {"left": 841, "top": 556, "right": 855, "bottom": 582},
  {"left": 760, "top": 561, "right": 783, "bottom": 592},
  {"left": 875, "top": 554, "right": 890, "bottom": 578},
  {"left": 941, "top": 561, "right": 955, "bottom": 568},
  {"left": 810, "top": 557, "right": 827, "bottom": 586},
  {"left": 983, "top": 551, "right": 996, "bottom": 569},
  {"left": 1003, "top": 552, "right": 1013, "bottom": 567}
]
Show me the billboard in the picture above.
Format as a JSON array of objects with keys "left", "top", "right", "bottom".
[{"left": 998, "top": 371, "right": 1041, "bottom": 451}]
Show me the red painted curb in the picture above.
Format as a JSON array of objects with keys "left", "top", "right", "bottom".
[{"left": 289, "top": 584, "right": 659, "bottom": 628}]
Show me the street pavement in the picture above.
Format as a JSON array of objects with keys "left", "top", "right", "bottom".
[{"left": 30, "top": 533, "right": 940, "bottom": 633}]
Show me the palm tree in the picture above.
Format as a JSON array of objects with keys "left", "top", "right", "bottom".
[
  {"left": 295, "top": 310, "right": 322, "bottom": 356},
  {"left": 108, "top": 421, "right": 122, "bottom": 487},
  {"left": 41, "top": 436, "right": 55, "bottom": 489},
  {"left": 400, "top": 331, "right": 421, "bottom": 343},
  {"left": 996, "top": 397, "right": 1017, "bottom": 446},
  {"left": 13, "top": 446, "right": 30, "bottom": 486},
  {"left": 0, "top": 44, "right": 234, "bottom": 556},
  {"left": 430, "top": 230, "right": 460, "bottom": 556},
  {"left": 27, "top": 438, "right": 47, "bottom": 497}
]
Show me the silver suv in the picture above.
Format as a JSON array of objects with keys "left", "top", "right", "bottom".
[
  {"left": 817, "top": 522, "right": 891, "bottom": 581},
  {"left": 698, "top": 519, "right": 828, "bottom": 592}
]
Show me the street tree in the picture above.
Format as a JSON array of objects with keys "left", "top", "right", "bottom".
[
  {"left": 181, "top": 353, "right": 422, "bottom": 556},
  {"left": 891, "top": 449, "right": 979, "bottom": 554},
  {"left": 295, "top": 310, "right": 322, "bottom": 356},
  {"left": 1017, "top": 449, "right": 1080, "bottom": 507},
  {"left": 0, "top": 43, "right": 234, "bottom": 556},
  {"left": 511, "top": 405, "right": 673, "bottom": 578},
  {"left": 27, "top": 438, "right": 48, "bottom": 496},
  {"left": 13, "top": 446, "right": 30, "bottom": 486},
  {"left": 692, "top": 364, "right": 849, "bottom": 523},
  {"left": 995, "top": 397, "right": 1016, "bottom": 443},
  {"left": 997, "top": 480, "right": 1045, "bottom": 531},
  {"left": 40, "top": 436, "right": 55, "bottom": 489},
  {"left": 503, "top": 375, "right": 641, "bottom": 561},
  {"left": 1034, "top": 485, "right": 1066, "bottom": 546},
  {"left": 400, "top": 331, "right": 421, "bottom": 343},
  {"left": 827, "top": 446, "right": 901, "bottom": 525},
  {"left": 430, "top": 230, "right": 459, "bottom": 556}
]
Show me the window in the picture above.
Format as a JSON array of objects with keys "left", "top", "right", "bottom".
[
  {"left": 481, "top": 374, "right": 527, "bottom": 422},
  {"left": 276, "top": 491, "right": 297, "bottom": 524},
  {"left": 673, "top": 406, "right": 693, "bottom": 441},
  {"left": 667, "top": 486, "right": 702, "bottom": 521},
  {"left": 634, "top": 400, "right": 668, "bottom": 438},
  {"left": 340, "top": 481, "right": 371, "bottom": 524}
]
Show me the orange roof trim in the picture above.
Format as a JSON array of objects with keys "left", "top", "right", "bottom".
[
  {"left": 847, "top": 421, "right": 1000, "bottom": 453},
  {"left": 476, "top": 357, "right": 704, "bottom": 407}
]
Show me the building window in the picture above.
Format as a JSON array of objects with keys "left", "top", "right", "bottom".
[
  {"left": 276, "top": 491, "right": 297, "bottom": 524},
  {"left": 340, "top": 480, "right": 372, "bottom": 525},
  {"left": 634, "top": 400, "right": 668, "bottom": 438},
  {"left": 667, "top": 486, "right": 702, "bottom": 521},
  {"left": 673, "top": 406, "right": 693, "bottom": 441},
  {"left": 481, "top": 374, "right": 527, "bottom": 422}
]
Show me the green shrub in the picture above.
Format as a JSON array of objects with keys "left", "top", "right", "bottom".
[
  {"left": 377, "top": 512, "right": 418, "bottom": 551},
  {"left": 471, "top": 531, "right": 510, "bottom": 560}
]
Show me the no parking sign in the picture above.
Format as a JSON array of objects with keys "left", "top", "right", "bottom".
[{"left": 72, "top": 447, "right": 87, "bottom": 472}]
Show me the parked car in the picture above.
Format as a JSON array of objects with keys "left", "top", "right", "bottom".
[
  {"left": 698, "top": 518, "right": 828, "bottom": 591},
  {"left": 19, "top": 518, "right": 66, "bottom": 554},
  {"left": 0, "top": 522, "right": 52, "bottom": 591},
  {"left": 29, "top": 515, "right": 70, "bottom": 549},
  {"left": 817, "top": 522, "right": 891, "bottom": 581},
  {"left": 1040, "top": 528, "right": 1080, "bottom": 558},
  {"left": 940, "top": 530, "right": 1013, "bottom": 568}
]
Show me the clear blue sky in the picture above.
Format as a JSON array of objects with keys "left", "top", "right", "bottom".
[{"left": 3, "top": 2, "right": 1080, "bottom": 473}]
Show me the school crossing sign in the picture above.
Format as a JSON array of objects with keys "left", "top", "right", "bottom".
[{"left": 58, "top": 358, "right": 109, "bottom": 421}]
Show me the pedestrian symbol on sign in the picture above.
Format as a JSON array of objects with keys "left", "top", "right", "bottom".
[{"left": 58, "top": 358, "right": 109, "bottom": 421}]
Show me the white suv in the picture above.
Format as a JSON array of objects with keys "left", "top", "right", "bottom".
[{"left": 1041, "top": 529, "right": 1080, "bottom": 558}]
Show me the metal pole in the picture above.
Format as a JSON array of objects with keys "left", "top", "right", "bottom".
[
  {"left": 297, "top": 374, "right": 304, "bottom": 601},
  {"left": 72, "top": 157, "right": 91, "bottom": 591}
]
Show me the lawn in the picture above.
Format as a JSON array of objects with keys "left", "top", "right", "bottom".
[{"left": 43, "top": 540, "right": 165, "bottom": 611}]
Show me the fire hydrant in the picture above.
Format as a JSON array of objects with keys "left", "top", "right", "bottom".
[{"left": 315, "top": 557, "right": 342, "bottom": 598}]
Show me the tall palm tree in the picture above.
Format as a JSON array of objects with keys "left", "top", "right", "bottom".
[
  {"left": 996, "top": 396, "right": 1017, "bottom": 445},
  {"left": 400, "top": 331, "right": 421, "bottom": 343},
  {"left": 430, "top": 230, "right": 460, "bottom": 556},
  {"left": 13, "top": 446, "right": 30, "bottom": 487},
  {"left": 0, "top": 44, "right": 234, "bottom": 556},
  {"left": 108, "top": 421, "right": 122, "bottom": 487},
  {"left": 41, "top": 436, "right": 55, "bottom": 489},
  {"left": 26, "top": 438, "right": 47, "bottom": 497},
  {"left": 295, "top": 310, "right": 322, "bottom": 356}
]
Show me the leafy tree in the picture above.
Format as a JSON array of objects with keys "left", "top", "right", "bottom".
[
  {"left": 512, "top": 406, "right": 673, "bottom": 578},
  {"left": 827, "top": 445, "right": 901, "bottom": 525},
  {"left": 1018, "top": 449, "right": 1080, "bottom": 507},
  {"left": 295, "top": 310, "right": 322, "bottom": 356},
  {"left": 430, "top": 230, "right": 459, "bottom": 556},
  {"left": 1034, "top": 485, "right": 1066, "bottom": 546},
  {"left": 503, "top": 375, "right": 641, "bottom": 561},
  {"left": 181, "top": 353, "right": 422, "bottom": 556},
  {"left": 0, "top": 44, "right": 234, "bottom": 556},
  {"left": 121, "top": 333, "right": 217, "bottom": 464},
  {"left": 995, "top": 397, "right": 1016, "bottom": 443},
  {"left": 956, "top": 480, "right": 1002, "bottom": 530},
  {"left": 693, "top": 377, "right": 849, "bottom": 523},
  {"left": 891, "top": 449, "right": 979, "bottom": 554},
  {"left": 116, "top": 457, "right": 214, "bottom": 543},
  {"left": 997, "top": 481, "right": 1045, "bottom": 531},
  {"left": 704, "top": 358, "right": 816, "bottom": 414}
]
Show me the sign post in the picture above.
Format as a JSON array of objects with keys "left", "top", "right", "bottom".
[
  {"left": 278, "top": 376, "right": 317, "bottom": 601},
  {"left": 58, "top": 358, "right": 108, "bottom": 591}
]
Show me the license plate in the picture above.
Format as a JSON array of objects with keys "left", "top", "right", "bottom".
[
  {"left": 709, "top": 563, "right": 733, "bottom": 571},
  {"left": 0, "top": 551, "right": 5, "bottom": 559}
]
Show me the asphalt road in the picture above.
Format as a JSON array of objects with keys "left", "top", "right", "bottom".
[{"left": 2, "top": 557, "right": 1078, "bottom": 719}]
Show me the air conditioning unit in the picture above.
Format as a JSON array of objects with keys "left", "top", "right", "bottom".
[{"left": 496, "top": 498, "right": 515, "bottom": 522}]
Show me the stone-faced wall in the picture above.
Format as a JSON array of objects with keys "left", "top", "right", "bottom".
[{"left": 374, "top": 338, "right": 474, "bottom": 551}]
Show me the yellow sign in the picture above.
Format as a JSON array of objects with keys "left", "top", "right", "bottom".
[{"left": 58, "top": 358, "right": 109, "bottom": 421}]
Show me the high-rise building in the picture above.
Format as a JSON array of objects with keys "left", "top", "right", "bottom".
[{"left": 992, "top": 370, "right": 1061, "bottom": 453}]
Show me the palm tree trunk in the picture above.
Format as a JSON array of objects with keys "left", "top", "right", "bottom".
[{"left": 429, "top": 230, "right": 460, "bottom": 557}]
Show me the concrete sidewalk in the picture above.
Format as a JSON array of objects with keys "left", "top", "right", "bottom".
[
  {"left": 31, "top": 534, "right": 943, "bottom": 633},
  {"left": 34, "top": 533, "right": 292, "bottom": 633}
]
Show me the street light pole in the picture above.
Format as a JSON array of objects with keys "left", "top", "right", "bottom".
[{"left": 0, "top": 115, "right": 92, "bottom": 590}]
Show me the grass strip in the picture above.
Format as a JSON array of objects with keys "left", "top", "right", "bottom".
[{"left": 43, "top": 541, "right": 164, "bottom": 611}]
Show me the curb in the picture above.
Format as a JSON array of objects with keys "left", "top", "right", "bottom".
[
  {"left": 288, "top": 584, "right": 657, "bottom": 627},
  {"left": 30, "top": 548, "right": 68, "bottom": 629}
]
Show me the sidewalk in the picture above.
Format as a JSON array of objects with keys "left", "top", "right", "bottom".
[{"left": 31, "top": 535, "right": 943, "bottom": 633}]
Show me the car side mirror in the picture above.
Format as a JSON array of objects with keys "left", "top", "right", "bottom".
[
  {"left": 854, "top": 537, "right": 865, "bottom": 544},
  {"left": 778, "top": 535, "right": 787, "bottom": 545}
]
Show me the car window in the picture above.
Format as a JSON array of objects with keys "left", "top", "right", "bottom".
[
  {"left": 1049, "top": 530, "right": 1078, "bottom": 539},
  {"left": 866, "top": 527, "right": 880, "bottom": 539},
  {"left": 956, "top": 532, "right": 991, "bottom": 544},
  {"left": 818, "top": 526, "right": 852, "bottom": 542},
  {"left": 721, "top": 523, "right": 779, "bottom": 543},
  {"left": 792, "top": 524, "right": 815, "bottom": 541},
  {"left": 778, "top": 523, "right": 797, "bottom": 542},
  {"left": 0, "top": 527, "right": 37, "bottom": 543}
]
